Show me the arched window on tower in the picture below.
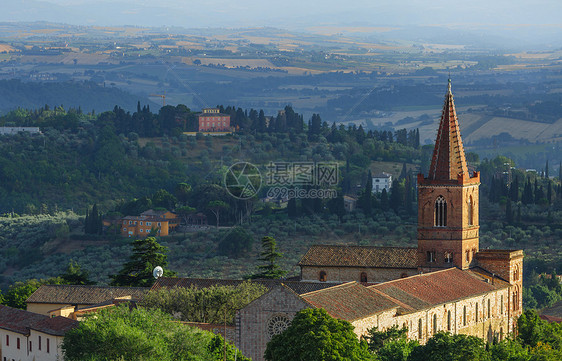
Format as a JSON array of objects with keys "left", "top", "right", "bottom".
[
  {"left": 319, "top": 271, "right": 327, "bottom": 282},
  {"left": 468, "top": 196, "right": 474, "bottom": 226},
  {"left": 360, "top": 272, "right": 368, "bottom": 283},
  {"left": 435, "top": 196, "right": 447, "bottom": 227}
]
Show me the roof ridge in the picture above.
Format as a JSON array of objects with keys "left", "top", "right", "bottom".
[
  {"left": 310, "top": 244, "right": 416, "bottom": 249},
  {"left": 300, "top": 281, "right": 357, "bottom": 297},
  {"left": 369, "top": 287, "right": 414, "bottom": 312},
  {"left": 368, "top": 267, "right": 458, "bottom": 287}
]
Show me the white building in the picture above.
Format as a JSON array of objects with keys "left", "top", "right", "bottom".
[
  {"left": 372, "top": 172, "right": 392, "bottom": 193},
  {"left": 0, "top": 305, "right": 78, "bottom": 361}
]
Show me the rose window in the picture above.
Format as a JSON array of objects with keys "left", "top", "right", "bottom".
[{"left": 267, "top": 315, "right": 290, "bottom": 339}]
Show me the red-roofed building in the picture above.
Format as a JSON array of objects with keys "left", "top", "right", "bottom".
[{"left": 0, "top": 305, "right": 78, "bottom": 361}]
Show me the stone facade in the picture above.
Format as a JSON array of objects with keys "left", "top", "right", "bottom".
[
  {"left": 301, "top": 266, "right": 417, "bottom": 284},
  {"left": 236, "top": 286, "right": 310, "bottom": 361}
]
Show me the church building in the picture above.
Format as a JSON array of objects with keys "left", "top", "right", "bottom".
[{"left": 235, "top": 80, "right": 524, "bottom": 361}]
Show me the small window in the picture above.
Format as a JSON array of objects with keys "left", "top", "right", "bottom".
[
  {"left": 435, "top": 196, "right": 447, "bottom": 227},
  {"left": 476, "top": 303, "right": 479, "bottom": 322},
  {"left": 129, "top": 220, "right": 132, "bottom": 225},
  {"left": 360, "top": 272, "right": 368, "bottom": 283},
  {"left": 29, "top": 341, "right": 32, "bottom": 352},
  {"left": 427, "top": 251, "right": 436, "bottom": 263},
  {"left": 418, "top": 319, "right": 423, "bottom": 339},
  {"left": 147, "top": 222, "right": 151, "bottom": 226},
  {"left": 140, "top": 221, "right": 143, "bottom": 225},
  {"left": 466, "top": 250, "right": 470, "bottom": 262},
  {"left": 47, "top": 338, "right": 50, "bottom": 353},
  {"left": 17, "top": 338, "right": 20, "bottom": 350},
  {"left": 158, "top": 222, "right": 161, "bottom": 226},
  {"left": 140, "top": 229, "right": 143, "bottom": 232},
  {"left": 39, "top": 335, "right": 41, "bottom": 351},
  {"left": 447, "top": 310, "right": 451, "bottom": 331},
  {"left": 6, "top": 335, "right": 8, "bottom": 346},
  {"left": 468, "top": 196, "right": 474, "bottom": 226},
  {"left": 488, "top": 299, "right": 491, "bottom": 318},
  {"left": 433, "top": 314, "right": 437, "bottom": 334},
  {"left": 444, "top": 252, "right": 453, "bottom": 263},
  {"left": 463, "top": 306, "right": 467, "bottom": 326},
  {"left": 319, "top": 271, "right": 327, "bottom": 282},
  {"left": 123, "top": 228, "right": 126, "bottom": 231}
]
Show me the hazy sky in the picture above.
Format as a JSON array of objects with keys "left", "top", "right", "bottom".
[{"left": 8, "top": 0, "right": 562, "bottom": 27}]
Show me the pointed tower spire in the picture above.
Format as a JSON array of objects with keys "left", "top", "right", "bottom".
[{"left": 428, "top": 79, "right": 469, "bottom": 181}]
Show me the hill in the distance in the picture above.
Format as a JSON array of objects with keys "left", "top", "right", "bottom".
[{"left": 0, "top": 80, "right": 146, "bottom": 114}]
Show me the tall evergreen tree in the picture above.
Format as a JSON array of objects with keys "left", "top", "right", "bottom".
[
  {"left": 250, "top": 236, "right": 286, "bottom": 279},
  {"left": 110, "top": 237, "right": 174, "bottom": 287},
  {"left": 506, "top": 198, "right": 513, "bottom": 225},
  {"left": 361, "top": 170, "right": 373, "bottom": 215}
]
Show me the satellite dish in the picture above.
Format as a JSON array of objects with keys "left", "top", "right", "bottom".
[{"left": 153, "top": 266, "right": 164, "bottom": 279}]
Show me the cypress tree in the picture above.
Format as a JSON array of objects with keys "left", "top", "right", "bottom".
[
  {"left": 506, "top": 198, "right": 513, "bottom": 225},
  {"left": 545, "top": 160, "right": 549, "bottom": 179}
]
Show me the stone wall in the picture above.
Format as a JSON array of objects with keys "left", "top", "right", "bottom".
[
  {"left": 351, "top": 287, "right": 512, "bottom": 344},
  {"left": 300, "top": 266, "right": 417, "bottom": 284},
  {"left": 236, "top": 286, "right": 310, "bottom": 361}
]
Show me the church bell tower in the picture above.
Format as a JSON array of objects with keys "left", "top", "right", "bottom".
[{"left": 417, "top": 80, "right": 480, "bottom": 270}]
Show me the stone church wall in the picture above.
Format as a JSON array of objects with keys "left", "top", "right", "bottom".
[
  {"left": 236, "top": 286, "right": 310, "bottom": 361},
  {"left": 300, "top": 266, "right": 417, "bottom": 284}
]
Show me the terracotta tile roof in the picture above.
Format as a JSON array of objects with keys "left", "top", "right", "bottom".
[
  {"left": 0, "top": 305, "right": 77, "bottom": 336},
  {"left": 297, "top": 245, "right": 418, "bottom": 268},
  {"left": 151, "top": 277, "right": 339, "bottom": 295},
  {"left": 371, "top": 268, "right": 509, "bottom": 311},
  {"left": 301, "top": 282, "right": 400, "bottom": 321},
  {"left": 26, "top": 285, "right": 149, "bottom": 305},
  {"left": 29, "top": 316, "right": 79, "bottom": 336}
]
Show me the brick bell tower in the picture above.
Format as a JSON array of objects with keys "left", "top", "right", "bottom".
[{"left": 417, "top": 79, "right": 480, "bottom": 270}]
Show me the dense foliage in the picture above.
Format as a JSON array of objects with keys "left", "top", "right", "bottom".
[
  {"left": 110, "top": 236, "right": 174, "bottom": 287},
  {"left": 265, "top": 308, "right": 372, "bottom": 361},
  {"left": 141, "top": 281, "right": 268, "bottom": 325},
  {"left": 62, "top": 305, "right": 249, "bottom": 361}
]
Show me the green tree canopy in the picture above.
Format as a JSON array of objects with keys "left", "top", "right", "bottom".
[
  {"left": 60, "top": 260, "right": 95, "bottom": 285},
  {"left": 250, "top": 236, "right": 286, "bottom": 279},
  {"left": 408, "top": 332, "right": 490, "bottom": 361},
  {"left": 62, "top": 305, "right": 249, "bottom": 361},
  {"left": 110, "top": 237, "right": 174, "bottom": 287},
  {"left": 141, "top": 281, "right": 267, "bottom": 325},
  {"left": 265, "top": 308, "right": 372, "bottom": 361}
]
